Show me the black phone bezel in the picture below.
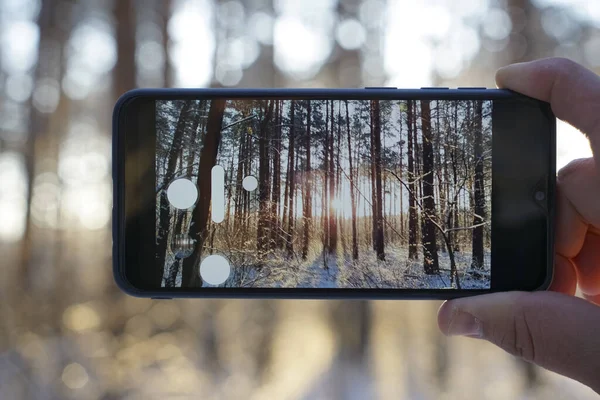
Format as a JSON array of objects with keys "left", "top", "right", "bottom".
[{"left": 113, "top": 88, "right": 556, "bottom": 299}]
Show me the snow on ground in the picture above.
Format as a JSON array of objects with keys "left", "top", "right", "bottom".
[{"left": 214, "top": 246, "right": 491, "bottom": 290}]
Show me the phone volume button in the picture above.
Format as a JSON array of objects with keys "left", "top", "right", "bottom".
[
  {"left": 420, "top": 87, "right": 449, "bottom": 89},
  {"left": 457, "top": 87, "right": 487, "bottom": 89}
]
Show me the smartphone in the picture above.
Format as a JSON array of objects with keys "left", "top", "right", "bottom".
[{"left": 112, "top": 88, "right": 556, "bottom": 299}]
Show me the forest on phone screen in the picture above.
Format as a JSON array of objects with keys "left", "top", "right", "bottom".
[{"left": 156, "top": 99, "right": 492, "bottom": 289}]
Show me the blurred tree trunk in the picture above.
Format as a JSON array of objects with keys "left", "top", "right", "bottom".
[
  {"left": 18, "top": 1, "right": 74, "bottom": 397},
  {"left": 506, "top": 0, "right": 536, "bottom": 63},
  {"left": 20, "top": 0, "right": 60, "bottom": 288},
  {"left": 315, "top": 0, "right": 362, "bottom": 88},
  {"left": 161, "top": 0, "right": 173, "bottom": 87},
  {"left": 114, "top": 0, "right": 136, "bottom": 98},
  {"left": 330, "top": 300, "right": 372, "bottom": 398}
]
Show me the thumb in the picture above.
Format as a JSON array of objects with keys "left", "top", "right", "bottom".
[{"left": 438, "top": 291, "right": 600, "bottom": 392}]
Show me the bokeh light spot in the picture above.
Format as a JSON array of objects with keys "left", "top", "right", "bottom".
[
  {"left": 62, "top": 363, "right": 89, "bottom": 390},
  {"left": 483, "top": 9, "right": 512, "bottom": 40},
  {"left": 336, "top": 19, "right": 366, "bottom": 50},
  {"left": 6, "top": 73, "right": 34, "bottom": 102}
]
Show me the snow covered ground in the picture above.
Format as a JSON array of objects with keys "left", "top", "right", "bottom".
[{"left": 221, "top": 246, "right": 491, "bottom": 289}]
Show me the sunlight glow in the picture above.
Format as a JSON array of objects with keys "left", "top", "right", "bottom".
[
  {"left": 168, "top": 0, "right": 215, "bottom": 86},
  {"left": 383, "top": 2, "right": 434, "bottom": 87},
  {"left": 0, "top": 152, "right": 27, "bottom": 242},
  {"left": 556, "top": 119, "right": 593, "bottom": 170},
  {"left": 330, "top": 198, "right": 344, "bottom": 211},
  {"left": 274, "top": 16, "right": 333, "bottom": 80},
  {"left": 0, "top": 20, "right": 39, "bottom": 73}
]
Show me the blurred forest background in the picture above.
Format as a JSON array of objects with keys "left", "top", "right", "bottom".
[{"left": 0, "top": 0, "right": 597, "bottom": 398}]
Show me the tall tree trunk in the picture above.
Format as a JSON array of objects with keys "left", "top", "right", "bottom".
[
  {"left": 182, "top": 99, "right": 226, "bottom": 286},
  {"left": 346, "top": 101, "right": 359, "bottom": 260},
  {"left": 336, "top": 102, "right": 345, "bottom": 254},
  {"left": 165, "top": 101, "right": 205, "bottom": 286},
  {"left": 234, "top": 127, "right": 246, "bottom": 234},
  {"left": 407, "top": 101, "right": 418, "bottom": 259},
  {"left": 450, "top": 101, "right": 460, "bottom": 252},
  {"left": 420, "top": 100, "right": 440, "bottom": 274},
  {"left": 399, "top": 101, "right": 405, "bottom": 242},
  {"left": 369, "top": 104, "right": 377, "bottom": 251},
  {"left": 161, "top": 0, "right": 173, "bottom": 87},
  {"left": 372, "top": 100, "right": 385, "bottom": 260},
  {"left": 328, "top": 101, "right": 337, "bottom": 254},
  {"left": 323, "top": 101, "right": 330, "bottom": 250},
  {"left": 285, "top": 101, "right": 296, "bottom": 256},
  {"left": 114, "top": 0, "right": 136, "bottom": 98},
  {"left": 156, "top": 100, "right": 195, "bottom": 279},
  {"left": 257, "top": 100, "right": 274, "bottom": 253},
  {"left": 20, "top": 0, "right": 66, "bottom": 288},
  {"left": 271, "top": 100, "right": 282, "bottom": 247},
  {"left": 471, "top": 100, "right": 485, "bottom": 270},
  {"left": 302, "top": 101, "right": 312, "bottom": 260}
]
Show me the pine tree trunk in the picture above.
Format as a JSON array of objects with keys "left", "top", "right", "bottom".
[
  {"left": 323, "top": 101, "right": 330, "bottom": 250},
  {"left": 336, "top": 102, "right": 345, "bottom": 254},
  {"left": 271, "top": 101, "right": 282, "bottom": 247},
  {"left": 182, "top": 99, "right": 226, "bottom": 286},
  {"left": 372, "top": 100, "right": 385, "bottom": 260},
  {"left": 257, "top": 100, "right": 274, "bottom": 253},
  {"left": 302, "top": 101, "right": 312, "bottom": 260},
  {"left": 157, "top": 101, "right": 195, "bottom": 280},
  {"left": 369, "top": 104, "right": 377, "bottom": 251},
  {"left": 399, "top": 101, "right": 404, "bottom": 242},
  {"left": 471, "top": 100, "right": 486, "bottom": 270},
  {"left": 285, "top": 101, "right": 296, "bottom": 256},
  {"left": 328, "top": 101, "right": 337, "bottom": 254},
  {"left": 420, "top": 100, "right": 440, "bottom": 274},
  {"left": 407, "top": 100, "right": 418, "bottom": 259},
  {"left": 233, "top": 129, "right": 246, "bottom": 234},
  {"left": 346, "top": 101, "right": 359, "bottom": 260}
]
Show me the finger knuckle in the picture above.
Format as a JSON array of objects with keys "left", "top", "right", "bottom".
[
  {"left": 556, "top": 157, "right": 592, "bottom": 183},
  {"left": 548, "top": 57, "right": 579, "bottom": 76},
  {"left": 493, "top": 295, "right": 540, "bottom": 363}
]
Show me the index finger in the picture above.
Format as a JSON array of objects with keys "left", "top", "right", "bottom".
[{"left": 495, "top": 57, "right": 600, "bottom": 164}]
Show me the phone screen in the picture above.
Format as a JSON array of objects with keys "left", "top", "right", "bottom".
[{"left": 155, "top": 99, "right": 495, "bottom": 290}]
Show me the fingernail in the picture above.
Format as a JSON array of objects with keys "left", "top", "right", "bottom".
[{"left": 447, "top": 310, "right": 483, "bottom": 338}]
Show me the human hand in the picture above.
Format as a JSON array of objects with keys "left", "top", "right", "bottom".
[{"left": 437, "top": 58, "right": 600, "bottom": 393}]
